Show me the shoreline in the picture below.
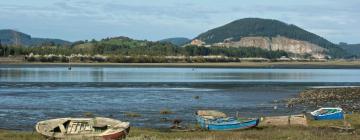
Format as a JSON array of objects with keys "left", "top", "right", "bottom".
[{"left": 1, "top": 61, "right": 360, "bottom": 69}]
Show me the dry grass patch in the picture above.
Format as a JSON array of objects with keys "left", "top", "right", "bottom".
[{"left": 0, "top": 130, "right": 42, "bottom": 140}]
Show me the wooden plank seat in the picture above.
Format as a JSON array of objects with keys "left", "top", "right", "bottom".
[{"left": 66, "top": 121, "right": 92, "bottom": 134}]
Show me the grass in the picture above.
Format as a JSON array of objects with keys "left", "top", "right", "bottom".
[
  {"left": 308, "top": 113, "right": 360, "bottom": 128},
  {"left": 4, "top": 127, "right": 358, "bottom": 140},
  {"left": 0, "top": 130, "right": 42, "bottom": 140},
  {"left": 2, "top": 114, "right": 360, "bottom": 140},
  {"left": 127, "top": 126, "right": 359, "bottom": 140}
]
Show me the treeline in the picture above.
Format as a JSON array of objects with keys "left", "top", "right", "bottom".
[
  {"left": 183, "top": 45, "right": 288, "bottom": 58},
  {"left": 0, "top": 37, "right": 289, "bottom": 63},
  {"left": 25, "top": 54, "right": 244, "bottom": 63}
]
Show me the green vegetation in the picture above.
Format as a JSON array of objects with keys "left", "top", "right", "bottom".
[
  {"left": 196, "top": 18, "right": 347, "bottom": 58},
  {"left": 184, "top": 45, "right": 288, "bottom": 58},
  {"left": 0, "top": 37, "right": 290, "bottom": 63},
  {"left": 0, "top": 18, "right": 353, "bottom": 59},
  {"left": 1, "top": 18, "right": 353, "bottom": 60},
  {"left": 308, "top": 113, "right": 360, "bottom": 128},
  {"left": 0, "top": 29, "right": 70, "bottom": 46},
  {"left": 3, "top": 113, "right": 360, "bottom": 140},
  {"left": 159, "top": 37, "right": 191, "bottom": 46},
  {"left": 0, "top": 130, "right": 42, "bottom": 140},
  {"left": 2, "top": 127, "right": 359, "bottom": 140},
  {"left": 339, "top": 42, "right": 360, "bottom": 58},
  {"left": 127, "top": 126, "right": 359, "bottom": 140}
]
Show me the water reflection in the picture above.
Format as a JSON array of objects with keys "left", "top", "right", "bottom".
[{"left": 1, "top": 67, "right": 360, "bottom": 82}]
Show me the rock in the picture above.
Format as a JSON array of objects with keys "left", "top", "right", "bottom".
[
  {"left": 287, "top": 87, "right": 360, "bottom": 112},
  {"left": 214, "top": 36, "right": 327, "bottom": 58}
]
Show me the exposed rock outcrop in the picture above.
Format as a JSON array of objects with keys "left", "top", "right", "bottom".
[{"left": 214, "top": 36, "right": 327, "bottom": 59}]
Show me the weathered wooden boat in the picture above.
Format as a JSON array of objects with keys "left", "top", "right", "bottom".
[
  {"left": 36, "top": 117, "right": 130, "bottom": 140},
  {"left": 310, "top": 107, "right": 344, "bottom": 120},
  {"left": 196, "top": 110, "right": 259, "bottom": 131}
]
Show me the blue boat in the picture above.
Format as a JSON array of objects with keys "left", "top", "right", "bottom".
[
  {"left": 310, "top": 107, "right": 344, "bottom": 120},
  {"left": 196, "top": 110, "right": 259, "bottom": 131}
]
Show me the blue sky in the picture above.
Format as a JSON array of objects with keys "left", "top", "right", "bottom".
[{"left": 0, "top": 0, "right": 359, "bottom": 43}]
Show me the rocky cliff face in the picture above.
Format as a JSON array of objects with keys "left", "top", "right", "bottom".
[{"left": 214, "top": 36, "right": 327, "bottom": 58}]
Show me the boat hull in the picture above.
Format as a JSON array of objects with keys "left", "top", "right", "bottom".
[
  {"left": 196, "top": 116, "right": 259, "bottom": 131},
  {"left": 313, "top": 112, "right": 344, "bottom": 120},
  {"left": 102, "top": 127, "right": 130, "bottom": 140},
  {"left": 311, "top": 108, "right": 344, "bottom": 120},
  {"left": 36, "top": 117, "right": 130, "bottom": 140}
]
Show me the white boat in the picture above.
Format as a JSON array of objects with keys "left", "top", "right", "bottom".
[
  {"left": 310, "top": 107, "right": 344, "bottom": 120},
  {"left": 36, "top": 117, "right": 130, "bottom": 140}
]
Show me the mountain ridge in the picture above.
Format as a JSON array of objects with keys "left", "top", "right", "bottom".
[
  {"left": 0, "top": 29, "right": 71, "bottom": 46},
  {"left": 195, "top": 18, "right": 347, "bottom": 58},
  {"left": 339, "top": 43, "right": 360, "bottom": 57},
  {"left": 159, "top": 37, "right": 191, "bottom": 46}
]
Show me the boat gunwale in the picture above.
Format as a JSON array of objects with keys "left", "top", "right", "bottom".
[
  {"left": 310, "top": 107, "right": 343, "bottom": 117},
  {"left": 197, "top": 116, "right": 259, "bottom": 125}
]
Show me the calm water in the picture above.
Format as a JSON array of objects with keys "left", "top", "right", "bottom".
[{"left": 1, "top": 66, "right": 360, "bottom": 130}]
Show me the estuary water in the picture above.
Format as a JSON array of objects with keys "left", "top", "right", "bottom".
[{"left": 1, "top": 66, "right": 360, "bottom": 130}]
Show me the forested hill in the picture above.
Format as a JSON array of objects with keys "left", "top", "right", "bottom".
[
  {"left": 159, "top": 37, "right": 190, "bottom": 46},
  {"left": 339, "top": 43, "right": 360, "bottom": 57},
  {"left": 195, "top": 18, "right": 347, "bottom": 58},
  {"left": 0, "top": 29, "right": 70, "bottom": 46},
  {"left": 1, "top": 36, "right": 289, "bottom": 63},
  {"left": 68, "top": 36, "right": 287, "bottom": 58}
]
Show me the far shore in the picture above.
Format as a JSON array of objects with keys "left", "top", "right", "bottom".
[{"left": 1, "top": 61, "right": 360, "bottom": 69}]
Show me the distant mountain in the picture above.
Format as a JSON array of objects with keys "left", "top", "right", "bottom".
[
  {"left": 159, "top": 37, "right": 191, "bottom": 46},
  {"left": 339, "top": 42, "right": 360, "bottom": 57},
  {"left": 0, "top": 29, "right": 70, "bottom": 46},
  {"left": 195, "top": 18, "right": 347, "bottom": 58}
]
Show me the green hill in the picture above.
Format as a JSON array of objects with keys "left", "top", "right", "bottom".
[
  {"left": 0, "top": 29, "right": 70, "bottom": 46},
  {"left": 195, "top": 18, "right": 347, "bottom": 58},
  {"left": 339, "top": 43, "right": 360, "bottom": 57},
  {"left": 159, "top": 37, "right": 191, "bottom": 46}
]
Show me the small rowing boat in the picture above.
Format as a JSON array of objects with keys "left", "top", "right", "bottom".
[
  {"left": 310, "top": 107, "right": 344, "bottom": 120},
  {"left": 196, "top": 110, "right": 259, "bottom": 131},
  {"left": 35, "top": 117, "right": 130, "bottom": 140}
]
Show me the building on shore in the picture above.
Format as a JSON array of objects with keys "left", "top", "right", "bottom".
[{"left": 190, "top": 39, "right": 205, "bottom": 46}]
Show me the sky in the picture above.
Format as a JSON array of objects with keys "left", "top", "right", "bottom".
[{"left": 0, "top": 0, "right": 359, "bottom": 44}]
